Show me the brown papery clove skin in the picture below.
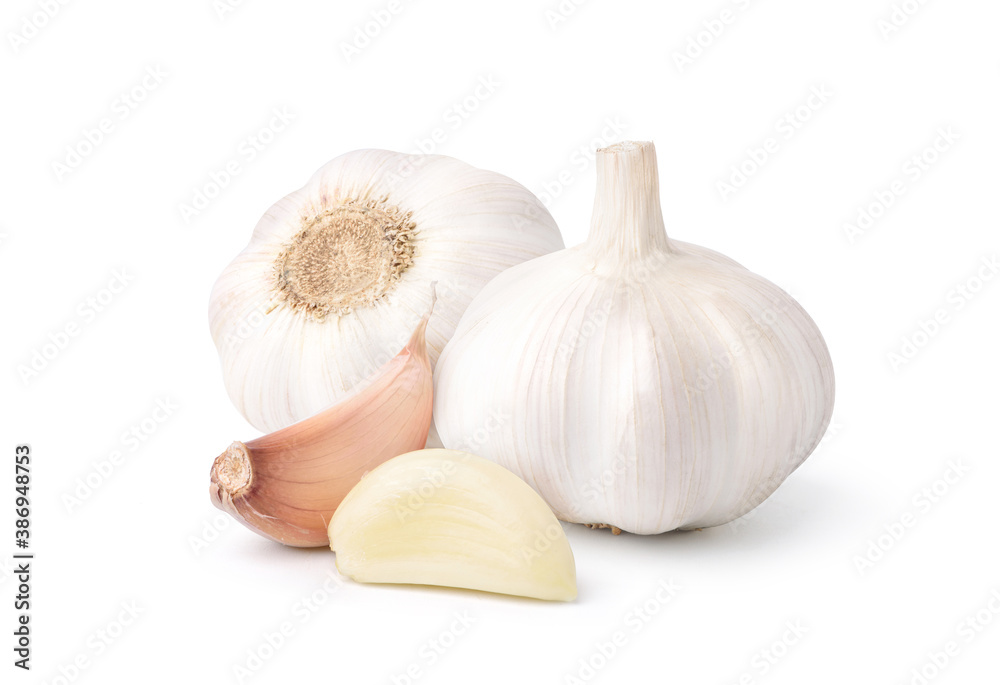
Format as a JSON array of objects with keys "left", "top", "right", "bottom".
[{"left": 209, "top": 313, "right": 434, "bottom": 547}]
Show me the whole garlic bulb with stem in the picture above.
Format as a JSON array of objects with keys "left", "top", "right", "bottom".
[
  {"left": 210, "top": 149, "right": 563, "bottom": 434},
  {"left": 434, "top": 141, "right": 834, "bottom": 535}
]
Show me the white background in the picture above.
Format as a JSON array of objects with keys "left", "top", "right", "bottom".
[{"left": 2, "top": 0, "right": 999, "bottom": 683}]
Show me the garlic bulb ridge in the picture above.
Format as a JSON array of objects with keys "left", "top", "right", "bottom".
[{"left": 434, "top": 141, "right": 835, "bottom": 535}]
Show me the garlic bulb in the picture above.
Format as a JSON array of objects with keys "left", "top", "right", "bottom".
[
  {"left": 209, "top": 313, "right": 433, "bottom": 547},
  {"left": 329, "top": 449, "right": 577, "bottom": 601},
  {"left": 434, "top": 141, "right": 834, "bottom": 535},
  {"left": 209, "top": 149, "right": 563, "bottom": 433}
]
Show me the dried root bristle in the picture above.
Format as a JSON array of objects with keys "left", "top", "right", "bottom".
[
  {"left": 584, "top": 523, "right": 623, "bottom": 535},
  {"left": 272, "top": 197, "right": 417, "bottom": 320}
]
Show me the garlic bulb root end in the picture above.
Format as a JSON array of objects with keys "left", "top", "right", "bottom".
[
  {"left": 583, "top": 523, "right": 623, "bottom": 535},
  {"left": 271, "top": 198, "right": 418, "bottom": 320}
]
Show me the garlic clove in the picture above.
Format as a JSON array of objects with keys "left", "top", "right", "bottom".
[
  {"left": 433, "top": 141, "right": 835, "bottom": 535},
  {"left": 328, "top": 449, "right": 577, "bottom": 602},
  {"left": 209, "top": 311, "right": 433, "bottom": 547},
  {"left": 209, "top": 149, "right": 564, "bottom": 434}
]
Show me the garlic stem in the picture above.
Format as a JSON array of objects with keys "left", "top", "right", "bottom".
[{"left": 587, "top": 141, "right": 671, "bottom": 264}]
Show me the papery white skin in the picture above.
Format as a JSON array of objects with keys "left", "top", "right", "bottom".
[
  {"left": 434, "top": 141, "right": 835, "bottom": 535},
  {"left": 210, "top": 149, "right": 563, "bottom": 433}
]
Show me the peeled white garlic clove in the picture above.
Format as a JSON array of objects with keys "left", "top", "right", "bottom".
[
  {"left": 209, "top": 149, "right": 563, "bottom": 434},
  {"left": 434, "top": 141, "right": 835, "bottom": 535},
  {"left": 328, "top": 449, "right": 577, "bottom": 601},
  {"left": 209, "top": 313, "right": 433, "bottom": 547}
]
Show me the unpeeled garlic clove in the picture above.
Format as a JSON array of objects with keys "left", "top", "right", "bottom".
[
  {"left": 209, "top": 312, "right": 433, "bottom": 547},
  {"left": 328, "top": 449, "right": 578, "bottom": 601}
]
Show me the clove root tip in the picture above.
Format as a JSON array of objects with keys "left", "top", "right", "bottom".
[{"left": 210, "top": 441, "right": 253, "bottom": 499}]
